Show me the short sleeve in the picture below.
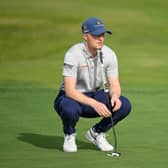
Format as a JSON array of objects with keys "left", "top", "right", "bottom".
[
  {"left": 104, "top": 47, "right": 119, "bottom": 78},
  {"left": 62, "top": 50, "right": 78, "bottom": 78}
]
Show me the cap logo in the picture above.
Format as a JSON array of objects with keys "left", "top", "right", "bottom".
[{"left": 97, "top": 21, "right": 102, "bottom": 25}]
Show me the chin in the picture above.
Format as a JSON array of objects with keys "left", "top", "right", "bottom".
[
  {"left": 97, "top": 46, "right": 103, "bottom": 49},
  {"left": 97, "top": 44, "right": 103, "bottom": 48}
]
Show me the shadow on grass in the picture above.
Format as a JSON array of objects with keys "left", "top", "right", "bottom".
[{"left": 17, "top": 133, "right": 97, "bottom": 151}]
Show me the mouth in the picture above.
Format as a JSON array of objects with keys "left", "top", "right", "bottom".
[{"left": 97, "top": 42, "right": 103, "bottom": 45}]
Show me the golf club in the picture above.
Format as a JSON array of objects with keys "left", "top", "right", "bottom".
[{"left": 97, "top": 49, "right": 121, "bottom": 157}]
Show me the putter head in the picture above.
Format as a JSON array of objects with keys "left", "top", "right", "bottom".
[{"left": 107, "top": 152, "right": 121, "bottom": 157}]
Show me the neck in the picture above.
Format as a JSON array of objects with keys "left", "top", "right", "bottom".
[{"left": 84, "top": 42, "right": 97, "bottom": 57}]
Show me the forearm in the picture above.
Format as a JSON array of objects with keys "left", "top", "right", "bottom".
[
  {"left": 108, "top": 77, "right": 122, "bottom": 111},
  {"left": 108, "top": 77, "right": 121, "bottom": 98},
  {"left": 109, "top": 85, "right": 121, "bottom": 98},
  {"left": 63, "top": 76, "right": 96, "bottom": 107},
  {"left": 65, "top": 88, "right": 97, "bottom": 108}
]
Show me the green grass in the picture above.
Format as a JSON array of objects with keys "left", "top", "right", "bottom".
[{"left": 0, "top": 0, "right": 168, "bottom": 167}]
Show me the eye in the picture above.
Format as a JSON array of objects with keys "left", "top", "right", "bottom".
[{"left": 99, "top": 33, "right": 105, "bottom": 37}]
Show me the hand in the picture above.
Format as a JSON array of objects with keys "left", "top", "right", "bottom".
[
  {"left": 111, "top": 97, "right": 122, "bottom": 112},
  {"left": 92, "top": 101, "right": 112, "bottom": 118}
]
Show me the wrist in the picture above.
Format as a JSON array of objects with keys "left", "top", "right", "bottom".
[
  {"left": 110, "top": 93, "right": 120, "bottom": 99},
  {"left": 89, "top": 98, "right": 97, "bottom": 108}
]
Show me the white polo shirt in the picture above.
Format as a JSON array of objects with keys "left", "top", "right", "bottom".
[{"left": 61, "top": 42, "right": 118, "bottom": 92}]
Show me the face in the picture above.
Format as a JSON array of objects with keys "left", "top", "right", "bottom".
[{"left": 83, "top": 33, "right": 105, "bottom": 50}]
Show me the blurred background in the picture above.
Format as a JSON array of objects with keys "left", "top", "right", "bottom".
[{"left": 0, "top": 0, "right": 167, "bottom": 88}]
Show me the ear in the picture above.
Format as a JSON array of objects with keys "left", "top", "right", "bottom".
[{"left": 82, "top": 33, "right": 87, "bottom": 41}]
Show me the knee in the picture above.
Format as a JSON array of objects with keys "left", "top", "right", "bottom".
[
  {"left": 60, "top": 98, "right": 81, "bottom": 121},
  {"left": 120, "top": 96, "right": 132, "bottom": 117}
]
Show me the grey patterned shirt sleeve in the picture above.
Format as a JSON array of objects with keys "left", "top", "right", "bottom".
[{"left": 62, "top": 50, "right": 78, "bottom": 78}]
